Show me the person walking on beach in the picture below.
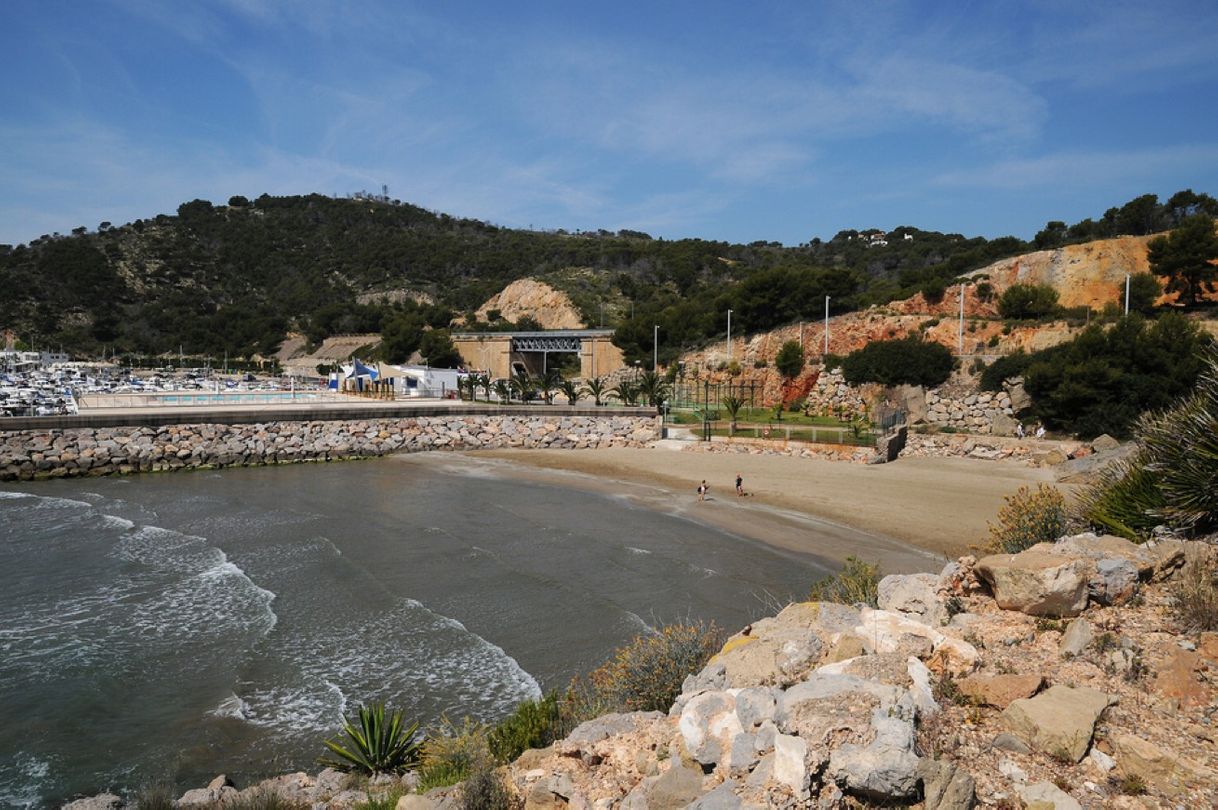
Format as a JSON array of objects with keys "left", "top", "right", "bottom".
[
  {"left": 735, "top": 473, "right": 744, "bottom": 497},
  {"left": 698, "top": 480, "right": 708, "bottom": 501}
]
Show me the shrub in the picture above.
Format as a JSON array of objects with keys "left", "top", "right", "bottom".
[
  {"left": 774, "top": 339, "right": 805, "bottom": 379},
  {"left": 487, "top": 694, "right": 563, "bottom": 764},
  {"left": 352, "top": 791, "right": 402, "bottom": 810},
  {"left": 841, "top": 336, "right": 954, "bottom": 387},
  {"left": 976, "top": 281, "right": 994, "bottom": 302},
  {"left": 998, "top": 283, "right": 1059, "bottom": 319},
  {"left": 581, "top": 622, "right": 722, "bottom": 713},
  {"left": 318, "top": 703, "right": 422, "bottom": 775},
  {"left": 808, "top": 556, "right": 880, "bottom": 607},
  {"left": 987, "top": 334, "right": 1000, "bottom": 347},
  {"left": 753, "top": 359, "right": 768, "bottom": 368},
  {"left": 1169, "top": 555, "right": 1218, "bottom": 633},
  {"left": 458, "top": 752, "right": 519, "bottom": 810},
  {"left": 134, "top": 785, "right": 175, "bottom": 810},
  {"left": 974, "top": 348, "right": 1032, "bottom": 392},
  {"left": 417, "top": 716, "right": 488, "bottom": 792},
  {"left": 986, "top": 484, "right": 1067, "bottom": 553},
  {"left": 1022, "top": 312, "right": 1210, "bottom": 438},
  {"left": 822, "top": 353, "right": 845, "bottom": 371}
]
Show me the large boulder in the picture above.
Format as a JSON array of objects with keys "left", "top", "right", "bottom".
[
  {"left": 850, "top": 609, "right": 978, "bottom": 676},
  {"left": 877, "top": 573, "right": 946, "bottom": 626},
  {"left": 1016, "top": 781, "right": 1082, "bottom": 810},
  {"left": 975, "top": 546, "right": 1091, "bottom": 617},
  {"left": 679, "top": 691, "right": 744, "bottom": 766},
  {"left": 1001, "top": 685, "right": 1112, "bottom": 763}
]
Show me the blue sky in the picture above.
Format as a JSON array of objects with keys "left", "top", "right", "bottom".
[{"left": 3, "top": 0, "right": 1218, "bottom": 247}]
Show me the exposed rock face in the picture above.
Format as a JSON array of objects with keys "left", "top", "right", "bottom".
[
  {"left": 475, "top": 278, "right": 585, "bottom": 329},
  {"left": 1113, "top": 732, "right": 1215, "bottom": 798},
  {"left": 957, "top": 674, "right": 1043, "bottom": 709},
  {"left": 0, "top": 414, "right": 659, "bottom": 481}
]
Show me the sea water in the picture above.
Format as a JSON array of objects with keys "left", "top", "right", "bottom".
[{"left": 0, "top": 458, "right": 822, "bottom": 806}]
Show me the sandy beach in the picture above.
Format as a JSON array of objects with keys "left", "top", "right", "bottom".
[{"left": 422, "top": 446, "right": 1068, "bottom": 575}]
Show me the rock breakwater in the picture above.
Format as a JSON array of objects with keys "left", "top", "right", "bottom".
[{"left": 0, "top": 414, "right": 659, "bottom": 481}]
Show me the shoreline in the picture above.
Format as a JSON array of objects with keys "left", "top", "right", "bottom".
[{"left": 425, "top": 446, "right": 1068, "bottom": 568}]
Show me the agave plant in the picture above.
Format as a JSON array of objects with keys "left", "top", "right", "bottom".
[{"left": 318, "top": 703, "right": 423, "bottom": 775}]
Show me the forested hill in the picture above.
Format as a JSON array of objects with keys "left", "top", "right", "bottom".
[{"left": 0, "top": 190, "right": 1211, "bottom": 363}]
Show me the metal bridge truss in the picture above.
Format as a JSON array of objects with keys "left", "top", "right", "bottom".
[{"left": 511, "top": 335, "right": 583, "bottom": 353}]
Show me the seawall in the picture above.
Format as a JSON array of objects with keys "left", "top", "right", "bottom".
[{"left": 0, "top": 410, "right": 660, "bottom": 481}]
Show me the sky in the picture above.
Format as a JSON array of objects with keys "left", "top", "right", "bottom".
[{"left": 3, "top": 0, "right": 1218, "bottom": 248}]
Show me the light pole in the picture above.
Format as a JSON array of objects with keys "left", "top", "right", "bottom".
[
  {"left": 1124, "top": 274, "right": 1131, "bottom": 315},
  {"left": 653, "top": 325, "right": 659, "bottom": 373},
  {"left": 823, "top": 296, "right": 830, "bottom": 355},
  {"left": 726, "top": 309, "right": 733, "bottom": 361}
]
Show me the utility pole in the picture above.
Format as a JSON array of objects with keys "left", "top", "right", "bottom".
[
  {"left": 1124, "top": 274, "right": 1131, "bottom": 315},
  {"left": 726, "top": 309, "right": 733, "bottom": 361},
  {"left": 653, "top": 325, "right": 659, "bottom": 373}
]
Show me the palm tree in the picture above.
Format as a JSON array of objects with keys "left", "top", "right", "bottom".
[
  {"left": 478, "top": 374, "right": 493, "bottom": 402},
  {"left": 511, "top": 369, "right": 536, "bottom": 403},
  {"left": 609, "top": 380, "right": 639, "bottom": 407},
  {"left": 559, "top": 379, "right": 580, "bottom": 406},
  {"left": 538, "top": 368, "right": 562, "bottom": 405},
  {"left": 493, "top": 378, "right": 511, "bottom": 403},
  {"left": 722, "top": 394, "right": 746, "bottom": 434},
  {"left": 584, "top": 376, "right": 607, "bottom": 407},
  {"left": 636, "top": 370, "right": 671, "bottom": 410}
]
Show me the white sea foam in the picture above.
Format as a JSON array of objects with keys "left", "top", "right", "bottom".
[
  {"left": 0, "top": 490, "right": 33, "bottom": 499},
  {"left": 626, "top": 546, "right": 652, "bottom": 555},
  {"left": 0, "top": 752, "right": 52, "bottom": 809},
  {"left": 209, "top": 693, "right": 252, "bottom": 720},
  {"left": 100, "top": 514, "right": 135, "bottom": 531},
  {"left": 0, "top": 492, "right": 91, "bottom": 509}
]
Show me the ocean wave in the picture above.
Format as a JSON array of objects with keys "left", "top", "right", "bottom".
[
  {"left": 209, "top": 693, "right": 252, "bottom": 720},
  {"left": 0, "top": 752, "right": 52, "bottom": 809}
]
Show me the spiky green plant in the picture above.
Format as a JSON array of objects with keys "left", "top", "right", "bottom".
[
  {"left": 318, "top": 703, "right": 422, "bottom": 775},
  {"left": 721, "top": 394, "right": 746, "bottom": 432},
  {"left": 1139, "top": 349, "right": 1218, "bottom": 531},
  {"left": 1073, "top": 453, "right": 1165, "bottom": 540},
  {"left": 559, "top": 380, "right": 580, "bottom": 406}
]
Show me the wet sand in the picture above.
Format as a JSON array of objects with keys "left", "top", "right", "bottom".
[{"left": 421, "top": 447, "right": 1067, "bottom": 574}]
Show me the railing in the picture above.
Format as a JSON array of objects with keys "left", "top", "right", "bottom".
[{"left": 698, "top": 420, "right": 875, "bottom": 447}]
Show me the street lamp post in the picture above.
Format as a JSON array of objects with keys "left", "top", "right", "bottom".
[
  {"left": 653, "top": 325, "right": 659, "bottom": 373},
  {"left": 727, "top": 309, "right": 733, "bottom": 361},
  {"left": 823, "top": 296, "right": 830, "bottom": 355},
  {"left": 1125, "top": 274, "right": 1131, "bottom": 315}
]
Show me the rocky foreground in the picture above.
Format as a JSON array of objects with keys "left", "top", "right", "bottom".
[{"left": 69, "top": 533, "right": 1217, "bottom": 809}]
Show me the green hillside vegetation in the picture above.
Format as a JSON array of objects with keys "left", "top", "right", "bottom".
[{"left": 0, "top": 190, "right": 1213, "bottom": 365}]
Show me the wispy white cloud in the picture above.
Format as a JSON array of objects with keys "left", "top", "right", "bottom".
[{"left": 932, "top": 144, "right": 1218, "bottom": 190}]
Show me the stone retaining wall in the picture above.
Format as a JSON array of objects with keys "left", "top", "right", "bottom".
[{"left": 0, "top": 414, "right": 659, "bottom": 481}]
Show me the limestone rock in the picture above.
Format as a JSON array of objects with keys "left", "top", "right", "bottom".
[
  {"left": 1091, "top": 434, "right": 1120, "bottom": 453},
  {"left": 1017, "top": 780, "right": 1082, "bottom": 810},
  {"left": 679, "top": 691, "right": 743, "bottom": 766},
  {"left": 1113, "top": 732, "right": 1214, "bottom": 797},
  {"left": 772, "top": 733, "right": 809, "bottom": 796},
  {"left": 976, "top": 547, "right": 1090, "bottom": 617},
  {"left": 1058, "top": 617, "right": 1093, "bottom": 658},
  {"left": 877, "top": 572, "right": 946, "bottom": 626},
  {"left": 1153, "top": 648, "right": 1213, "bottom": 709},
  {"left": 646, "top": 764, "right": 706, "bottom": 809},
  {"left": 397, "top": 795, "right": 438, "bottom": 810},
  {"left": 687, "top": 779, "right": 743, "bottom": 809},
  {"left": 918, "top": 759, "right": 976, "bottom": 810},
  {"left": 1002, "top": 684, "right": 1112, "bottom": 763},
  {"left": 958, "top": 674, "right": 1043, "bottom": 709},
  {"left": 827, "top": 709, "right": 921, "bottom": 801}
]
